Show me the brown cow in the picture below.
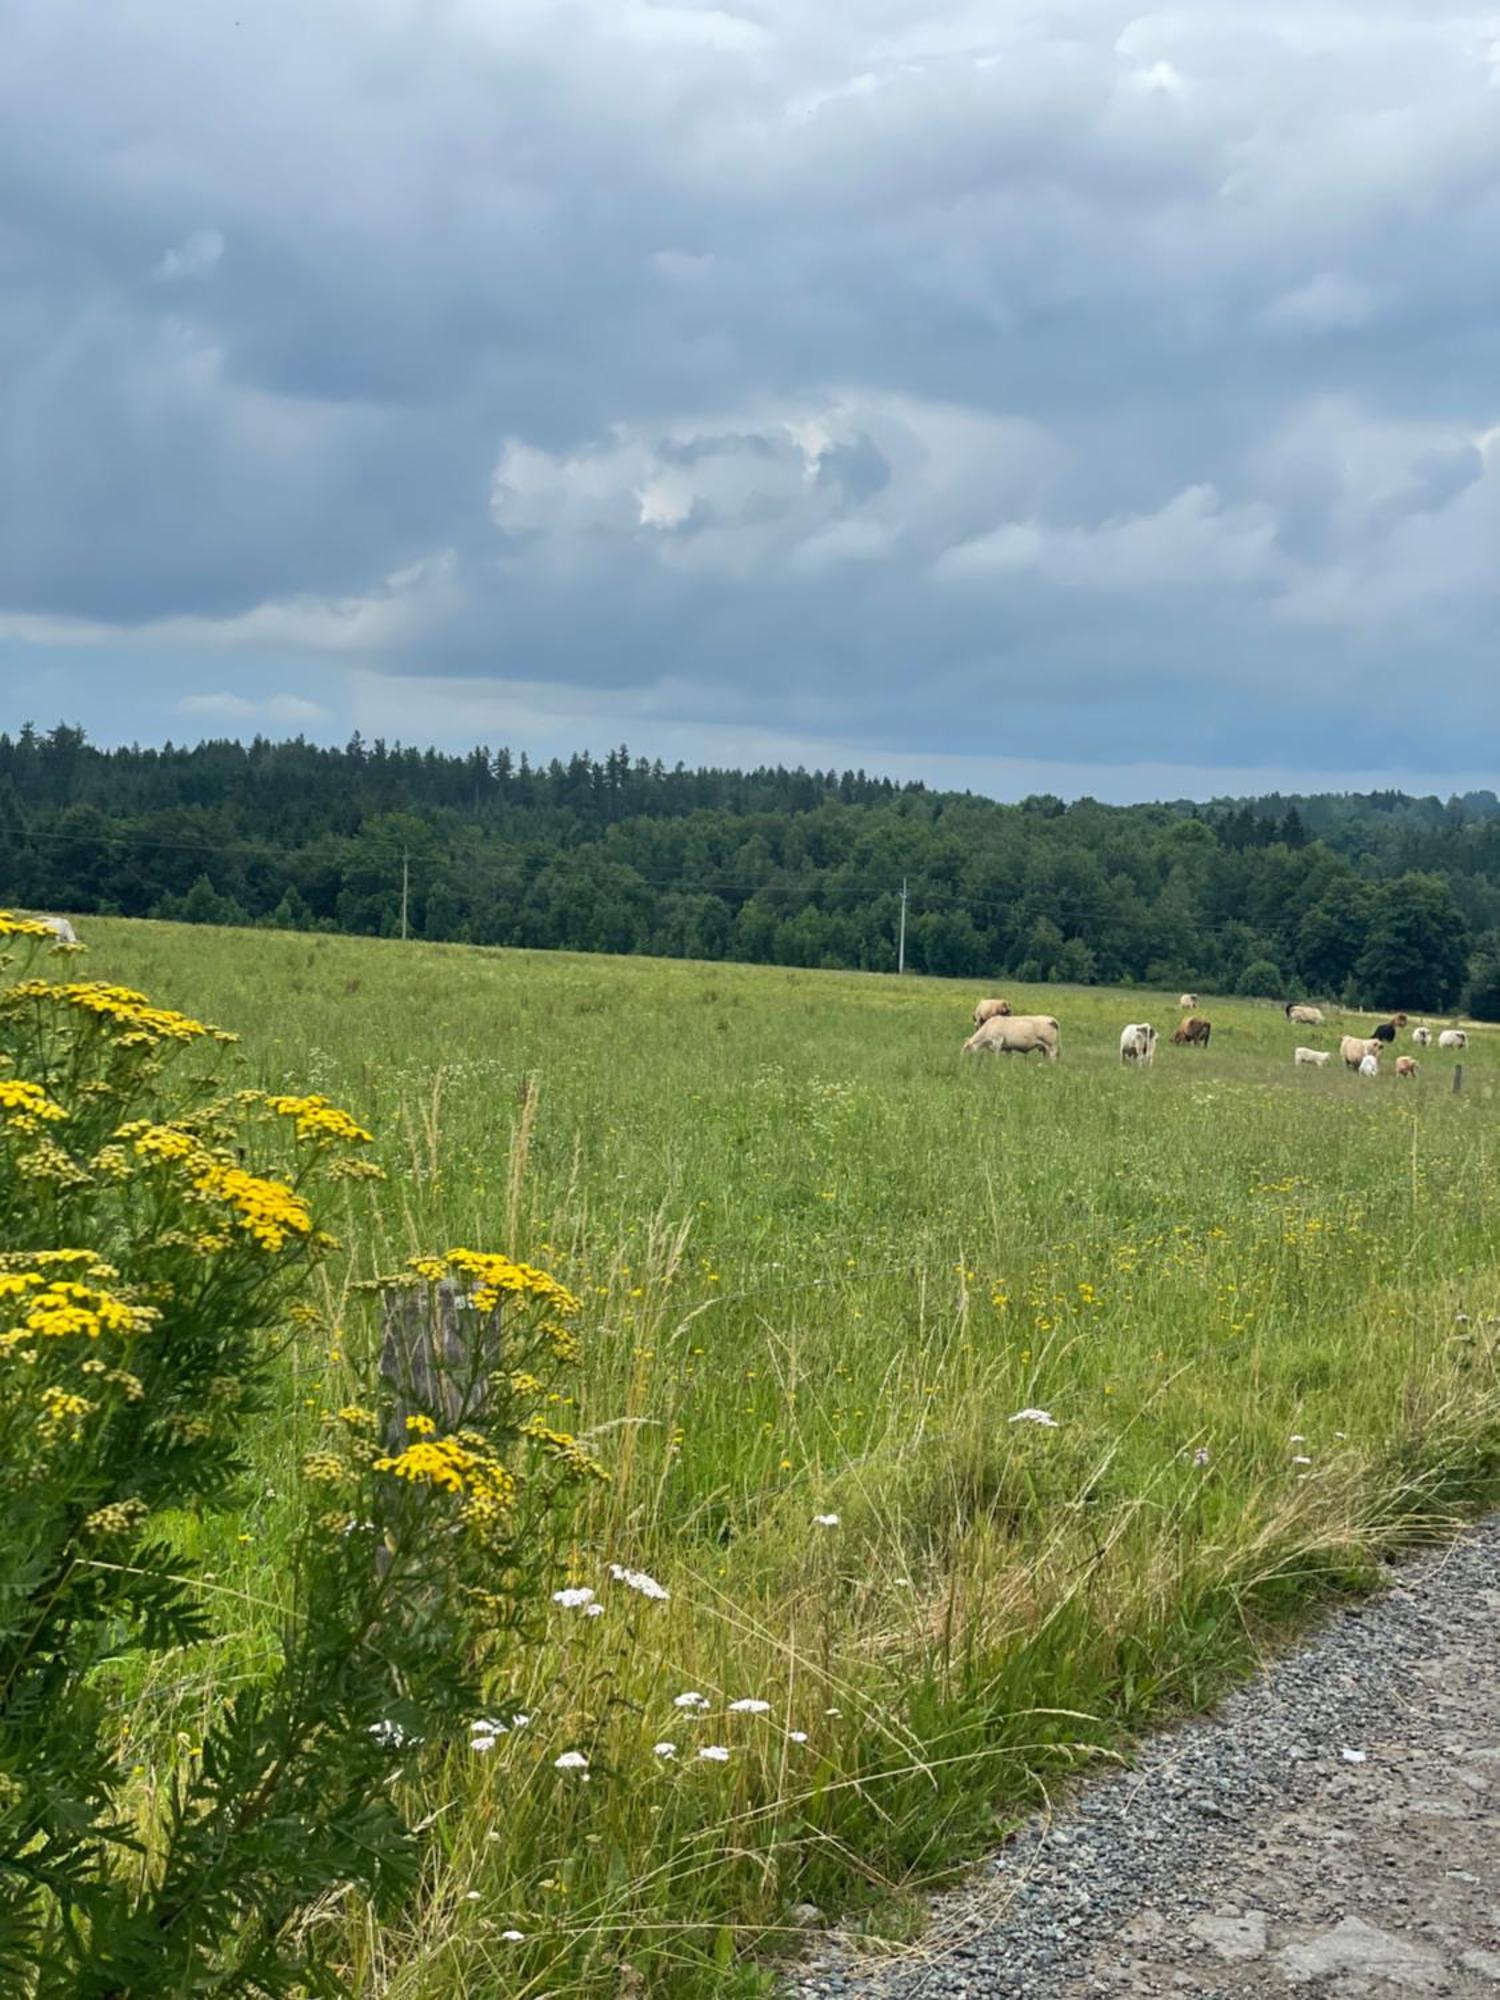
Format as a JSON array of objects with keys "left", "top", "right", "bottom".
[{"left": 1171, "top": 1015, "right": 1211, "bottom": 1047}]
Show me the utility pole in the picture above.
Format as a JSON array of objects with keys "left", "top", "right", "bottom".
[
  {"left": 400, "top": 848, "right": 409, "bottom": 942},
  {"left": 897, "top": 875, "right": 907, "bottom": 975}
]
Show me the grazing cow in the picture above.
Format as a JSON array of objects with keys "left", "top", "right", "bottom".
[
  {"left": 1358, "top": 1052, "right": 1380, "bottom": 1078},
  {"left": 1370, "top": 1022, "right": 1398, "bottom": 1045},
  {"left": 1286, "top": 1003, "right": 1325, "bottom": 1026},
  {"left": 1395, "top": 1056, "right": 1417, "bottom": 1078},
  {"left": 1341, "top": 1035, "right": 1382, "bottom": 1068},
  {"left": 1439, "top": 1029, "right": 1468, "bottom": 1050},
  {"left": 972, "top": 997, "right": 1014, "bottom": 1027},
  {"left": 1294, "top": 1047, "right": 1330, "bottom": 1068},
  {"left": 962, "top": 1013, "right": 1060, "bottom": 1062},
  {"left": 1178, "top": 993, "right": 1198, "bottom": 1010},
  {"left": 1171, "top": 1015, "right": 1211, "bottom": 1047},
  {"left": 1119, "top": 1023, "right": 1158, "bottom": 1066},
  {"left": 1411, "top": 1027, "right": 1431, "bottom": 1047}
]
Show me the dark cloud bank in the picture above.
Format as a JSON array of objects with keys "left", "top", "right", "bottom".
[{"left": 4, "top": 0, "right": 1500, "bottom": 796}]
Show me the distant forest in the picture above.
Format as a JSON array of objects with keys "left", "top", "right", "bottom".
[{"left": 4, "top": 723, "right": 1500, "bottom": 1016}]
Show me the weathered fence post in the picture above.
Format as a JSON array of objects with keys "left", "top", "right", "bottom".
[
  {"left": 374, "top": 1278, "right": 504, "bottom": 1577},
  {"left": 1453, "top": 1062, "right": 1464, "bottom": 1095},
  {"left": 378, "top": 1277, "right": 503, "bottom": 1451}
]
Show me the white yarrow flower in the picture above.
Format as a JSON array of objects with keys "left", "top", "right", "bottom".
[
  {"left": 500, "top": 1929, "right": 525, "bottom": 1941},
  {"left": 788, "top": 1730, "right": 809, "bottom": 1743},
  {"left": 1009, "top": 1407, "right": 1059, "bottom": 1428},
  {"left": 811, "top": 1512, "right": 840, "bottom": 1527},
  {"left": 608, "top": 1562, "right": 670, "bottom": 1601},
  {"left": 674, "top": 1691, "right": 711, "bottom": 1710},
  {"left": 697, "top": 1744, "right": 731, "bottom": 1762},
  {"left": 584, "top": 1602, "right": 604, "bottom": 1616},
  {"left": 553, "top": 1750, "right": 589, "bottom": 1771},
  {"left": 1192, "top": 1447, "right": 1210, "bottom": 1466},
  {"left": 728, "top": 1698, "right": 771, "bottom": 1714},
  {"left": 653, "top": 1741, "right": 678, "bottom": 1758},
  {"left": 552, "top": 1587, "right": 596, "bottom": 1610},
  {"left": 1292, "top": 1455, "right": 1312, "bottom": 1465}
]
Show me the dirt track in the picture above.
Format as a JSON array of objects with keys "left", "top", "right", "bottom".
[{"left": 792, "top": 1519, "right": 1500, "bottom": 1998}]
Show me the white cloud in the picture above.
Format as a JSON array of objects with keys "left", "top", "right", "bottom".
[
  {"left": 153, "top": 229, "right": 225, "bottom": 283},
  {"left": 176, "top": 692, "right": 328, "bottom": 722},
  {"left": 935, "top": 485, "right": 1279, "bottom": 592},
  {"left": 1263, "top": 271, "right": 1380, "bottom": 334}
]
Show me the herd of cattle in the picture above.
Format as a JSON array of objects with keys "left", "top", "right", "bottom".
[{"left": 961, "top": 994, "right": 1470, "bottom": 1078}]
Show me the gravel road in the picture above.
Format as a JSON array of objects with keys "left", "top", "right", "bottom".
[{"left": 789, "top": 1517, "right": 1500, "bottom": 1998}]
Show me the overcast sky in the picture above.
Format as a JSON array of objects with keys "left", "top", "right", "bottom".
[{"left": 4, "top": 0, "right": 1500, "bottom": 802}]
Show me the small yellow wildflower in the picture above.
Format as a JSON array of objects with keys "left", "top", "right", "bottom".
[
  {"left": 0, "top": 1078, "right": 69, "bottom": 1132},
  {"left": 260, "top": 1093, "right": 374, "bottom": 1146}
]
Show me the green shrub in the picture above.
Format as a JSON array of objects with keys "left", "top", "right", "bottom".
[
  {"left": 1234, "top": 957, "right": 1283, "bottom": 997},
  {"left": 0, "top": 914, "right": 598, "bottom": 1995}
]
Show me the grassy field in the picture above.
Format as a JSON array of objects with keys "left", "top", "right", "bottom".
[{"left": 77, "top": 919, "right": 1500, "bottom": 1996}]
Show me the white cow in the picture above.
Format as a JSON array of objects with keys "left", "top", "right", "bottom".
[
  {"left": 1439, "top": 1029, "right": 1468, "bottom": 1050},
  {"left": 1178, "top": 993, "right": 1198, "bottom": 1010},
  {"left": 1119, "top": 1023, "right": 1158, "bottom": 1066},
  {"left": 1358, "top": 1052, "right": 1380, "bottom": 1078},
  {"left": 1294, "top": 1047, "right": 1330, "bottom": 1068},
  {"left": 962, "top": 1014, "right": 1061, "bottom": 1062},
  {"left": 1411, "top": 1026, "right": 1431, "bottom": 1047}
]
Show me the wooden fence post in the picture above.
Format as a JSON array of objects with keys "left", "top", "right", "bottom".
[
  {"left": 1453, "top": 1062, "right": 1464, "bottom": 1095},
  {"left": 378, "top": 1277, "right": 502, "bottom": 1451}
]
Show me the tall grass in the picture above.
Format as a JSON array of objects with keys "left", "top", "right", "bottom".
[{"left": 80, "top": 920, "right": 1500, "bottom": 1995}]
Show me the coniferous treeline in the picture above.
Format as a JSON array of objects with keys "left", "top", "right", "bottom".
[{"left": 4, "top": 723, "right": 1500, "bottom": 1014}]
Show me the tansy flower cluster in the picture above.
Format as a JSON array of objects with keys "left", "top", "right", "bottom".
[
  {"left": 372, "top": 1431, "right": 519, "bottom": 1530},
  {"left": 2, "top": 979, "right": 235, "bottom": 1047},
  {"left": 0, "top": 1253, "right": 157, "bottom": 1355},
  {"left": 0, "top": 911, "right": 60, "bottom": 941},
  {"left": 247, "top": 1091, "right": 375, "bottom": 1146},
  {"left": 0, "top": 1078, "right": 69, "bottom": 1134},
  {"left": 115, "top": 1122, "right": 314, "bottom": 1252}
]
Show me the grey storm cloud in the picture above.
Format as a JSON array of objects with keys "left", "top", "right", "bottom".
[{"left": 4, "top": 0, "right": 1500, "bottom": 783}]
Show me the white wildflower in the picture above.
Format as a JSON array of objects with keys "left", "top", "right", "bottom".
[
  {"left": 824, "top": 1707, "right": 841, "bottom": 1716},
  {"left": 470, "top": 1733, "right": 497, "bottom": 1754},
  {"left": 1292, "top": 1455, "right": 1312, "bottom": 1465},
  {"left": 512, "top": 1712, "right": 531, "bottom": 1729},
  {"left": 552, "top": 1587, "right": 596, "bottom": 1610},
  {"left": 553, "top": 1750, "right": 589, "bottom": 1771},
  {"left": 584, "top": 1602, "right": 604, "bottom": 1617},
  {"left": 1009, "top": 1408, "right": 1059, "bottom": 1428},
  {"left": 608, "top": 1562, "right": 670, "bottom": 1601},
  {"left": 1290, "top": 1434, "right": 1306, "bottom": 1443},
  {"left": 464, "top": 1890, "right": 481, "bottom": 1901},
  {"left": 500, "top": 1929, "right": 525, "bottom": 1941},
  {"left": 1192, "top": 1447, "right": 1210, "bottom": 1467},
  {"left": 674, "top": 1691, "right": 711, "bottom": 1710},
  {"left": 788, "top": 1731, "right": 809, "bottom": 1744},
  {"left": 812, "top": 1513, "right": 840, "bottom": 1528},
  {"left": 698, "top": 1744, "right": 731, "bottom": 1762},
  {"left": 653, "top": 1741, "right": 678, "bottom": 1758},
  {"left": 728, "top": 1698, "right": 771, "bottom": 1714}
]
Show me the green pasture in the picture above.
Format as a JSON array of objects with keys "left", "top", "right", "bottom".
[{"left": 78, "top": 919, "right": 1500, "bottom": 1996}]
